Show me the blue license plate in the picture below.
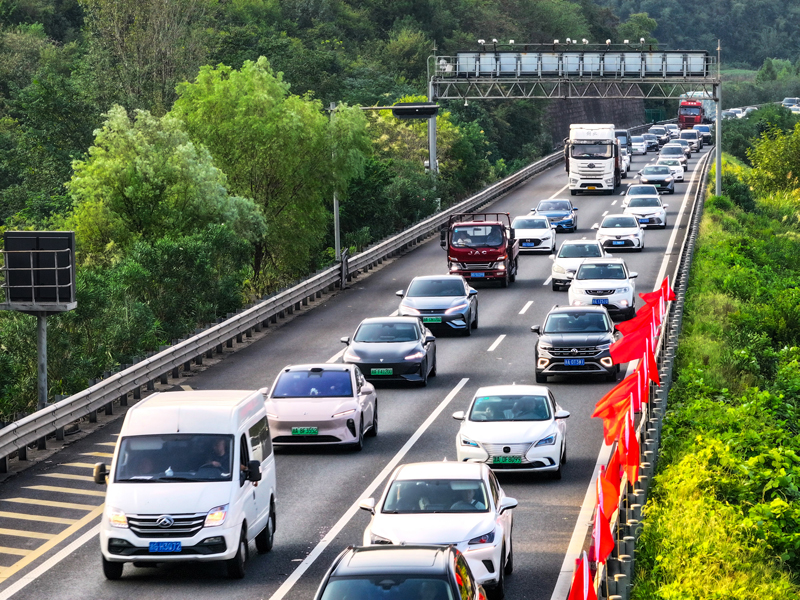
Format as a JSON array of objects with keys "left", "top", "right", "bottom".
[
  {"left": 470, "top": 272, "right": 485, "bottom": 278},
  {"left": 522, "top": 243, "right": 536, "bottom": 247},
  {"left": 565, "top": 358, "right": 585, "bottom": 366},
  {"left": 612, "top": 241, "right": 625, "bottom": 246},
  {"left": 149, "top": 542, "right": 181, "bottom": 553},
  {"left": 638, "top": 219, "right": 649, "bottom": 224},
  {"left": 592, "top": 298, "right": 609, "bottom": 305}
]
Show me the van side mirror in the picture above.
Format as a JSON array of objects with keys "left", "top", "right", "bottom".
[
  {"left": 440, "top": 229, "right": 447, "bottom": 248},
  {"left": 93, "top": 463, "right": 108, "bottom": 485},
  {"left": 247, "top": 460, "right": 262, "bottom": 483}
]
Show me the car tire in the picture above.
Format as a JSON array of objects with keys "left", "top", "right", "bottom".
[
  {"left": 102, "top": 556, "right": 124, "bottom": 580},
  {"left": 420, "top": 363, "right": 428, "bottom": 387},
  {"left": 464, "top": 313, "right": 473, "bottom": 336},
  {"left": 472, "top": 308, "right": 479, "bottom": 330},
  {"left": 561, "top": 440, "right": 568, "bottom": 465},
  {"left": 226, "top": 528, "right": 248, "bottom": 579},
  {"left": 491, "top": 549, "right": 506, "bottom": 600},
  {"left": 551, "top": 459, "right": 563, "bottom": 480},
  {"left": 669, "top": 189, "right": 675, "bottom": 194},
  {"left": 351, "top": 417, "right": 364, "bottom": 451},
  {"left": 366, "top": 401, "right": 378, "bottom": 436},
  {"left": 504, "top": 540, "right": 514, "bottom": 575},
  {"left": 255, "top": 504, "right": 275, "bottom": 554},
  {"left": 535, "top": 371, "right": 548, "bottom": 383},
  {"left": 509, "top": 258, "right": 517, "bottom": 283},
  {"left": 661, "top": 217, "right": 668, "bottom": 229}
]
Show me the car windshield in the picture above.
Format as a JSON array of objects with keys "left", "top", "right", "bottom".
[
  {"left": 628, "top": 197, "right": 661, "bottom": 207},
  {"left": 570, "top": 143, "right": 612, "bottom": 158},
  {"left": 537, "top": 200, "right": 572, "bottom": 211},
  {"left": 679, "top": 107, "right": 701, "bottom": 116},
  {"left": 642, "top": 134, "right": 656, "bottom": 140},
  {"left": 576, "top": 262, "right": 628, "bottom": 280},
  {"left": 382, "top": 479, "right": 489, "bottom": 513},
  {"left": 627, "top": 185, "right": 657, "bottom": 195},
  {"left": 649, "top": 127, "right": 666, "bottom": 134},
  {"left": 272, "top": 370, "right": 353, "bottom": 397},
  {"left": 407, "top": 279, "right": 465, "bottom": 297},
  {"left": 601, "top": 216, "right": 638, "bottom": 229},
  {"left": 469, "top": 395, "right": 551, "bottom": 422},
  {"left": 451, "top": 224, "right": 504, "bottom": 248},
  {"left": 680, "top": 132, "right": 697, "bottom": 139},
  {"left": 320, "top": 577, "right": 455, "bottom": 600},
  {"left": 354, "top": 322, "right": 419, "bottom": 343},
  {"left": 661, "top": 147, "right": 682, "bottom": 154},
  {"left": 694, "top": 126, "right": 710, "bottom": 132},
  {"left": 114, "top": 434, "right": 234, "bottom": 483},
  {"left": 658, "top": 160, "right": 679, "bottom": 166},
  {"left": 642, "top": 166, "right": 670, "bottom": 175},
  {"left": 544, "top": 311, "right": 610, "bottom": 333},
  {"left": 631, "top": 136, "right": 644, "bottom": 143},
  {"left": 616, "top": 136, "right": 628, "bottom": 145},
  {"left": 558, "top": 243, "right": 602, "bottom": 258},
  {"left": 512, "top": 217, "right": 548, "bottom": 229}
]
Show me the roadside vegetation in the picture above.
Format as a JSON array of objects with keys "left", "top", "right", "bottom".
[{"left": 632, "top": 120, "right": 800, "bottom": 597}]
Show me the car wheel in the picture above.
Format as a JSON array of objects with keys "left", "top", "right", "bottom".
[
  {"left": 491, "top": 549, "right": 506, "bottom": 600},
  {"left": 669, "top": 188, "right": 675, "bottom": 194},
  {"left": 535, "top": 371, "right": 548, "bottom": 383},
  {"left": 472, "top": 308, "right": 479, "bottom": 330},
  {"left": 255, "top": 503, "right": 275, "bottom": 553},
  {"left": 561, "top": 440, "right": 567, "bottom": 465},
  {"left": 351, "top": 417, "right": 364, "bottom": 451},
  {"left": 504, "top": 540, "right": 514, "bottom": 575},
  {"left": 420, "top": 363, "right": 428, "bottom": 387},
  {"left": 661, "top": 217, "right": 668, "bottom": 229},
  {"left": 226, "top": 527, "right": 248, "bottom": 579},
  {"left": 366, "top": 401, "right": 378, "bottom": 436},
  {"left": 464, "top": 313, "right": 473, "bottom": 336},
  {"left": 102, "top": 556, "right": 124, "bottom": 580},
  {"left": 552, "top": 458, "right": 563, "bottom": 480}
]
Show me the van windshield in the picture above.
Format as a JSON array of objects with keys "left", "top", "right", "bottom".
[{"left": 115, "top": 434, "right": 235, "bottom": 482}]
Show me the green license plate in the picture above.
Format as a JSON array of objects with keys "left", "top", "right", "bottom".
[
  {"left": 422, "top": 317, "right": 442, "bottom": 323},
  {"left": 371, "top": 368, "right": 393, "bottom": 376},
  {"left": 493, "top": 456, "right": 522, "bottom": 464},
  {"left": 291, "top": 427, "right": 318, "bottom": 435}
]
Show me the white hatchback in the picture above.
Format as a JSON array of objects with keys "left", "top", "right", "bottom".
[
  {"left": 622, "top": 195, "right": 669, "bottom": 228},
  {"left": 359, "top": 462, "right": 517, "bottom": 596},
  {"left": 452, "top": 385, "right": 569, "bottom": 478},
  {"left": 511, "top": 214, "right": 556, "bottom": 253},
  {"left": 595, "top": 214, "right": 645, "bottom": 251},
  {"left": 567, "top": 257, "right": 638, "bottom": 320}
]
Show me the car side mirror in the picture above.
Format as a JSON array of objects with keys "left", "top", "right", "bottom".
[
  {"left": 452, "top": 411, "right": 466, "bottom": 421},
  {"left": 93, "top": 463, "right": 108, "bottom": 485},
  {"left": 468, "top": 288, "right": 478, "bottom": 297},
  {"left": 662, "top": 204, "right": 669, "bottom": 209},
  {"left": 498, "top": 497, "right": 518, "bottom": 514},
  {"left": 572, "top": 207, "right": 579, "bottom": 211},
  {"left": 340, "top": 336, "right": 350, "bottom": 345},
  {"left": 630, "top": 272, "right": 638, "bottom": 278},
  {"left": 440, "top": 229, "right": 447, "bottom": 248},
  {"left": 555, "top": 409, "right": 571, "bottom": 419},
  {"left": 396, "top": 290, "right": 404, "bottom": 298},
  {"left": 566, "top": 272, "right": 575, "bottom": 279},
  {"left": 248, "top": 460, "right": 262, "bottom": 482},
  {"left": 359, "top": 498, "right": 376, "bottom": 514},
  {"left": 548, "top": 254, "right": 555, "bottom": 260},
  {"left": 530, "top": 325, "right": 541, "bottom": 334},
  {"left": 425, "top": 334, "right": 436, "bottom": 344}
]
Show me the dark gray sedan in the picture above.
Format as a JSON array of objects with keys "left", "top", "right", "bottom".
[
  {"left": 397, "top": 275, "right": 478, "bottom": 336},
  {"left": 638, "top": 165, "right": 675, "bottom": 194},
  {"left": 341, "top": 317, "right": 436, "bottom": 385}
]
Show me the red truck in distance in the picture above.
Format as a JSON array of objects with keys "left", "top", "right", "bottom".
[
  {"left": 440, "top": 213, "right": 520, "bottom": 287},
  {"left": 678, "top": 100, "right": 705, "bottom": 129}
]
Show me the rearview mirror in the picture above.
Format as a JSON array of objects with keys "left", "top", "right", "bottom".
[
  {"left": 425, "top": 334, "right": 436, "bottom": 344},
  {"left": 530, "top": 325, "right": 541, "bottom": 334},
  {"left": 662, "top": 204, "right": 669, "bottom": 209},
  {"left": 93, "top": 463, "right": 108, "bottom": 485},
  {"left": 359, "top": 498, "right": 376, "bottom": 514},
  {"left": 629, "top": 272, "right": 638, "bottom": 278},
  {"left": 248, "top": 460, "right": 262, "bottom": 482},
  {"left": 548, "top": 254, "right": 555, "bottom": 260},
  {"left": 572, "top": 207, "right": 579, "bottom": 211},
  {"left": 452, "top": 411, "right": 466, "bottom": 421},
  {"left": 509, "top": 228, "right": 515, "bottom": 240},
  {"left": 396, "top": 290, "right": 404, "bottom": 298},
  {"left": 340, "top": 336, "right": 350, "bottom": 345},
  {"left": 566, "top": 272, "right": 575, "bottom": 279},
  {"left": 468, "top": 288, "right": 478, "bottom": 297},
  {"left": 498, "top": 497, "right": 518, "bottom": 513},
  {"left": 555, "top": 409, "right": 571, "bottom": 419}
]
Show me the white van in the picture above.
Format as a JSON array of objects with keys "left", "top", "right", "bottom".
[{"left": 94, "top": 390, "right": 277, "bottom": 580}]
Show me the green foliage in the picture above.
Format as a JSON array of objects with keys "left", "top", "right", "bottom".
[
  {"left": 617, "top": 12, "right": 657, "bottom": 44},
  {"left": 721, "top": 104, "right": 799, "bottom": 165},
  {"left": 757, "top": 58, "right": 778, "bottom": 83},
  {"left": 748, "top": 123, "right": 800, "bottom": 196}
]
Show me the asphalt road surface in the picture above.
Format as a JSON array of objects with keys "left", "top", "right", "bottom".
[{"left": 0, "top": 145, "right": 712, "bottom": 600}]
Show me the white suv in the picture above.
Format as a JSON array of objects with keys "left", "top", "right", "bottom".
[
  {"left": 596, "top": 214, "right": 645, "bottom": 252},
  {"left": 567, "top": 258, "right": 638, "bottom": 320},
  {"left": 550, "top": 239, "right": 609, "bottom": 291}
]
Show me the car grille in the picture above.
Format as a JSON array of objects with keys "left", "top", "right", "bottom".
[
  {"left": 460, "top": 262, "right": 494, "bottom": 270},
  {"left": 483, "top": 442, "right": 533, "bottom": 459},
  {"left": 549, "top": 346, "right": 601, "bottom": 357},
  {"left": 418, "top": 309, "right": 445, "bottom": 315},
  {"left": 128, "top": 514, "right": 205, "bottom": 539},
  {"left": 585, "top": 289, "right": 616, "bottom": 296},
  {"left": 491, "top": 460, "right": 547, "bottom": 470},
  {"left": 520, "top": 238, "right": 543, "bottom": 246}
]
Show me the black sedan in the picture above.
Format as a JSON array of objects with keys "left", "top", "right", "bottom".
[
  {"left": 638, "top": 165, "right": 675, "bottom": 194},
  {"left": 397, "top": 275, "right": 478, "bottom": 336},
  {"left": 641, "top": 133, "right": 660, "bottom": 152},
  {"left": 341, "top": 317, "right": 436, "bottom": 385}
]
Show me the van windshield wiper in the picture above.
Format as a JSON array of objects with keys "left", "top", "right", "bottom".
[{"left": 155, "top": 476, "right": 195, "bottom": 482}]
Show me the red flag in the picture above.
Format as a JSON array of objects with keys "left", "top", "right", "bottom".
[
  {"left": 602, "top": 395, "right": 631, "bottom": 444},
  {"left": 592, "top": 374, "right": 638, "bottom": 418},
  {"left": 620, "top": 407, "right": 640, "bottom": 484},
  {"left": 639, "top": 289, "right": 663, "bottom": 305},
  {"left": 604, "top": 450, "right": 622, "bottom": 497},
  {"left": 644, "top": 338, "right": 660, "bottom": 386},
  {"left": 592, "top": 502, "right": 615, "bottom": 565},
  {"left": 596, "top": 466, "right": 619, "bottom": 518},
  {"left": 616, "top": 305, "right": 657, "bottom": 336},
  {"left": 567, "top": 552, "right": 598, "bottom": 600},
  {"left": 609, "top": 326, "right": 650, "bottom": 364},
  {"left": 661, "top": 276, "right": 676, "bottom": 301}
]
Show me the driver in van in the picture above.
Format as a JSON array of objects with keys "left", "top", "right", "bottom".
[{"left": 206, "top": 437, "right": 231, "bottom": 469}]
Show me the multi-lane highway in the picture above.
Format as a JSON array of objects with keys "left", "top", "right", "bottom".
[{"left": 0, "top": 144, "right": 712, "bottom": 600}]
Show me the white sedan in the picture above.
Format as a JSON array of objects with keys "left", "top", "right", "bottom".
[
  {"left": 452, "top": 385, "right": 569, "bottom": 478},
  {"left": 631, "top": 136, "right": 647, "bottom": 155},
  {"left": 595, "top": 214, "right": 645, "bottom": 251},
  {"left": 265, "top": 364, "right": 377, "bottom": 450},
  {"left": 656, "top": 158, "right": 685, "bottom": 180},
  {"left": 550, "top": 239, "right": 609, "bottom": 291},
  {"left": 359, "top": 461, "right": 517, "bottom": 598},
  {"left": 512, "top": 214, "right": 556, "bottom": 253},
  {"left": 623, "top": 195, "right": 669, "bottom": 228}
]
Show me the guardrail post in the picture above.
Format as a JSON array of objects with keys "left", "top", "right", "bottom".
[
  {"left": 17, "top": 444, "right": 27, "bottom": 461},
  {"left": 254, "top": 322, "right": 262, "bottom": 333},
  {"left": 183, "top": 360, "right": 192, "bottom": 372},
  {"left": 195, "top": 354, "right": 203, "bottom": 365},
  {"left": 302, "top": 296, "right": 308, "bottom": 306},
  {"left": 119, "top": 392, "right": 127, "bottom": 407},
  {"left": 105, "top": 402, "right": 113, "bottom": 416},
  {"left": 245, "top": 327, "right": 253, "bottom": 338},
  {"left": 37, "top": 435, "right": 46, "bottom": 450},
  {"left": 236, "top": 332, "right": 243, "bottom": 343},
  {"left": 0, "top": 455, "right": 7, "bottom": 473},
  {"left": 87, "top": 379, "right": 99, "bottom": 422}
]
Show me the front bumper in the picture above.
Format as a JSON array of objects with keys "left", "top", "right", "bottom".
[
  {"left": 598, "top": 236, "right": 643, "bottom": 250},
  {"left": 450, "top": 268, "right": 506, "bottom": 283},
  {"left": 400, "top": 309, "right": 470, "bottom": 331},
  {"left": 640, "top": 179, "right": 674, "bottom": 192},
  {"left": 100, "top": 521, "right": 239, "bottom": 563},
  {"left": 631, "top": 214, "right": 666, "bottom": 227},
  {"left": 271, "top": 413, "right": 362, "bottom": 445},
  {"left": 568, "top": 294, "right": 635, "bottom": 320},
  {"left": 536, "top": 346, "right": 617, "bottom": 376},
  {"left": 519, "top": 237, "right": 554, "bottom": 251},
  {"left": 457, "top": 440, "right": 561, "bottom": 473},
  {"left": 355, "top": 361, "right": 425, "bottom": 382}
]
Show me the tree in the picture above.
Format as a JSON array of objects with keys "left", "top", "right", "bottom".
[
  {"left": 66, "top": 104, "right": 264, "bottom": 263},
  {"left": 172, "top": 57, "right": 370, "bottom": 288},
  {"left": 618, "top": 12, "right": 658, "bottom": 44},
  {"left": 747, "top": 123, "right": 800, "bottom": 196},
  {"left": 756, "top": 58, "right": 778, "bottom": 83}
]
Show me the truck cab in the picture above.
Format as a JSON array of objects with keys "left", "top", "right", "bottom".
[
  {"left": 678, "top": 100, "right": 705, "bottom": 129},
  {"left": 441, "top": 212, "right": 519, "bottom": 288},
  {"left": 566, "top": 124, "right": 621, "bottom": 196}
]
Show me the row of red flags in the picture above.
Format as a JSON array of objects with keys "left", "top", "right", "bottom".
[{"left": 568, "top": 277, "right": 675, "bottom": 600}]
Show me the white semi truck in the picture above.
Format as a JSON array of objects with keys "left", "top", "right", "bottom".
[{"left": 564, "top": 124, "right": 621, "bottom": 196}]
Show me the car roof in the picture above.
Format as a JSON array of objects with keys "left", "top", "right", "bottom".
[
  {"left": 410, "top": 275, "right": 466, "bottom": 282},
  {"left": 561, "top": 238, "right": 601, "bottom": 245},
  {"left": 395, "top": 461, "right": 484, "bottom": 481},
  {"left": 282, "top": 364, "right": 354, "bottom": 372},
  {"left": 578, "top": 257, "right": 627, "bottom": 265},
  {"left": 358, "top": 316, "right": 423, "bottom": 326},
  {"left": 473, "top": 384, "right": 551, "bottom": 397},
  {"left": 600, "top": 215, "right": 639, "bottom": 224},
  {"left": 333, "top": 545, "right": 453, "bottom": 577},
  {"left": 548, "top": 304, "right": 611, "bottom": 315}
]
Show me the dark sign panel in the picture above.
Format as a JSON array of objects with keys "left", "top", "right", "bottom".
[{"left": 3, "top": 231, "right": 75, "bottom": 305}]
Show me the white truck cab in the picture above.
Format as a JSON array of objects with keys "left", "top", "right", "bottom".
[
  {"left": 566, "top": 124, "right": 621, "bottom": 196},
  {"left": 95, "top": 390, "right": 277, "bottom": 580}
]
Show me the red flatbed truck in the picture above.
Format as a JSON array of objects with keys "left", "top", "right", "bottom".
[{"left": 440, "top": 213, "right": 519, "bottom": 287}]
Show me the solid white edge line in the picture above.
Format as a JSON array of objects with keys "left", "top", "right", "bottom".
[
  {"left": 267, "top": 378, "right": 470, "bottom": 600},
  {"left": 390, "top": 310, "right": 399, "bottom": 317},
  {"left": 549, "top": 151, "right": 706, "bottom": 598},
  {"left": 0, "top": 525, "right": 100, "bottom": 600},
  {"left": 543, "top": 276, "right": 553, "bottom": 286},
  {"left": 519, "top": 301, "right": 534, "bottom": 315},
  {"left": 487, "top": 335, "right": 506, "bottom": 352},
  {"left": 327, "top": 348, "right": 345, "bottom": 363}
]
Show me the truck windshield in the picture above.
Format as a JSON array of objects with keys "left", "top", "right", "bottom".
[
  {"left": 272, "top": 370, "right": 353, "bottom": 397},
  {"left": 115, "top": 434, "right": 234, "bottom": 482},
  {"left": 570, "top": 143, "right": 612, "bottom": 159},
  {"left": 679, "top": 107, "right": 701, "bottom": 116},
  {"left": 451, "top": 224, "right": 504, "bottom": 248}
]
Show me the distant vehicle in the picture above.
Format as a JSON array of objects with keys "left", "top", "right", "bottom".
[
  {"left": 664, "top": 124, "right": 680, "bottom": 139},
  {"left": 648, "top": 126, "right": 670, "bottom": 146},
  {"left": 511, "top": 214, "right": 556, "bottom": 253},
  {"left": 396, "top": 275, "right": 478, "bottom": 335},
  {"left": 791, "top": 106, "right": 800, "bottom": 115},
  {"left": 615, "top": 128, "right": 632, "bottom": 154},
  {"left": 743, "top": 106, "right": 759, "bottom": 116},
  {"left": 595, "top": 214, "right": 645, "bottom": 252},
  {"left": 637, "top": 165, "right": 675, "bottom": 194},
  {"left": 532, "top": 198, "right": 579, "bottom": 232},
  {"left": 549, "top": 239, "right": 609, "bottom": 291},
  {"left": 692, "top": 124, "right": 713, "bottom": 144},
  {"left": 641, "top": 133, "right": 659, "bottom": 152},
  {"left": 721, "top": 110, "right": 737, "bottom": 120},
  {"left": 622, "top": 195, "right": 669, "bottom": 229},
  {"left": 679, "top": 91, "right": 714, "bottom": 126},
  {"left": 620, "top": 146, "right": 631, "bottom": 178},
  {"left": 567, "top": 258, "right": 639, "bottom": 321},
  {"left": 441, "top": 213, "right": 519, "bottom": 287},
  {"left": 728, "top": 108, "right": 744, "bottom": 119},
  {"left": 625, "top": 184, "right": 660, "bottom": 197},
  {"left": 565, "top": 124, "right": 621, "bottom": 195},
  {"left": 656, "top": 158, "right": 685, "bottom": 180},
  {"left": 631, "top": 136, "right": 647, "bottom": 155},
  {"left": 679, "top": 130, "right": 703, "bottom": 152},
  {"left": 678, "top": 99, "right": 705, "bottom": 129},
  {"left": 781, "top": 97, "right": 800, "bottom": 108}
]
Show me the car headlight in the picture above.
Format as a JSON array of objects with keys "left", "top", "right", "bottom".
[
  {"left": 343, "top": 349, "right": 361, "bottom": 362},
  {"left": 572, "top": 288, "right": 586, "bottom": 295},
  {"left": 665, "top": 177, "right": 673, "bottom": 182},
  {"left": 461, "top": 436, "right": 480, "bottom": 448},
  {"left": 641, "top": 178, "right": 650, "bottom": 183},
  {"left": 539, "top": 344, "right": 553, "bottom": 351},
  {"left": 205, "top": 504, "right": 228, "bottom": 527},
  {"left": 400, "top": 305, "right": 420, "bottom": 315},
  {"left": 596, "top": 342, "right": 612, "bottom": 350},
  {"left": 553, "top": 264, "right": 566, "bottom": 274},
  {"left": 535, "top": 434, "right": 556, "bottom": 447},
  {"left": 468, "top": 530, "right": 496, "bottom": 545},
  {"left": 370, "top": 533, "right": 393, "bottom": 545},
  {"left": 109, "top": 508, "right": 128, "bottom": 529},
  {"left": 405, "top": 351, "right": 425, "bottom": 360},
  {"left": 333, "top": 408, "right": 357, "bottom": 418},
  {"left": 570, "top": 178, "right": 578, "bottom": 184},
  {"left": 445, "top": 302, "right": 468, "bottom": 314},
  {"left": 618, "top": 287, "right": 629, "bottom": 293}
]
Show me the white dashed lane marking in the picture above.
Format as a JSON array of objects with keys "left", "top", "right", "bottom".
[
  {"left": 487, "top": 335, "right": 506, "bottom": 352},
  {"left": 519, "top": 301, "right": 534, "bottom": 315}
]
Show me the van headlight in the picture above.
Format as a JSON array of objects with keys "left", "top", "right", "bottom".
[
  {"left": 109, "top": 508, "right": 128, "bottom": 529},
  {"left": 553, "top": 264, "right": 566, "bottom": 274},
  {"left": 205, "top": 504, "right": 228, "bottom": 527}
]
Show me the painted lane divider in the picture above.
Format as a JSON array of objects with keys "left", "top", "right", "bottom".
[
  {"left": 487, "top": 335, "right": 506, "bottom": 352},
  {"left": 543, "top": 276, "right": 553, "bottom": 286},
  {"left": 601, "top": 211, "right": 608, "bottom": 217},
  {"left": 611, "top": 200, "right": 617, "bottom": 206},
  {"left": 519, "top": 301, "right": 534, "bottom": 315},
  {"left": 326, "top": 349, "right": 345, "bottom": 364}
]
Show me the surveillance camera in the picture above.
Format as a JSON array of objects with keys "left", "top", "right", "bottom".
[
  {"left": 492, "top": 38, "right": 498, "bottom": 43},
  {"left": 640, "top": 37, "right": 645, "bottom": 43},
  {"left": 464, "top": 99, "right": 469, "bottom": 107},
  {"left": 478, "top": 39, "right": 485, "bottom": 44},
  {"left": 624, "top": 39, "right": 629, "bottom": 44},
  {"left": 554, "top": 39, "right": 559, "bottom": 44},
  {"left": 583, "top": 39, "right": 588, "bottom": 44},
  {"left": 509, "top": 40, "right": 515, "bottom": 44},
  {"left": 606, "top": 39, "right": 611, "bottom": 45},
  {"left": 566, "top": 38, "right": 571, "bottom": 43}
]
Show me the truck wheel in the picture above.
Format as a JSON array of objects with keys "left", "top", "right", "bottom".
[
  {"left": 102, "top": 557, "right": 124, "bottom": 580},
  {"left": 570, "top": 190, "right": 577, "bottom": 196},
  {"left": 500, "top": 271, "right": 509, "bottom": 288},
  {"left": 509, "top": 259, "right": 518, "bottom": 283}
]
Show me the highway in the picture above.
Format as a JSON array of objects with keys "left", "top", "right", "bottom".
[{"left": 0, "top": 145, "right": 712, "bottom": 600}]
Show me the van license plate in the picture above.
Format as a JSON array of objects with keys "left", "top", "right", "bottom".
[
  {"left": 371, "top": 368, "right": 393, "bottom": 376},
  {"left": 292, "top": 427, "right": 318, "bottom": 435},
  {"left": 493, "top": 456, "right": 522, "bottom": 464},
  {"left": 470, "top": 272, "right": 485, "bottom": 278},
  {"left": 565, "top": 358, "right": 585, "bottom": 366},
  {"left": 149, "top": 542, "right": 181, "bottom": 553},
  {"left": 587, "top": 186, "right": 596, "bottom": 190},
  {"left": 422, "top": 317, "right": 442, "bottom": 323},
  {"left": 592, "top": 298, "right": 609, "bottom": 305}
]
